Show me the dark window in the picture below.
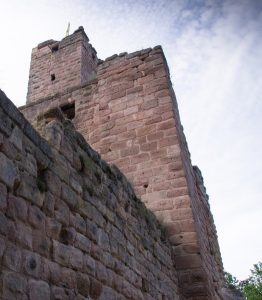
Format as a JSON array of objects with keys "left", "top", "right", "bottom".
[
  {"left": 60, "top": 103, "right": 75, "bottom": 120},
  {"left": 51, "top": 44, "right": 59, "bottom": 52},
  {"left": 51, "top": 74, "right": 56, "bottom": 81}
]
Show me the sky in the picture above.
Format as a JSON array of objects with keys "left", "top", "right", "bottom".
[{"left": 0, "top": 0, "right": 261, "bottom": 280}]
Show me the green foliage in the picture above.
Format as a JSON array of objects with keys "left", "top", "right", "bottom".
[
  {"left": 225, "top": 262, "right": 262, "bottom": 300},
  {"left": 242, "top": 262, "right": 262, "bottom": 300},
  {"left": 225, "top": 271, "right": 239, "bottom": 289}
]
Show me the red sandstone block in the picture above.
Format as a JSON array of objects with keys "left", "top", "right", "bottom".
[
  {"left": 140, "top": 141, "right": 157, "bottom": 152},
  {"left": 152, "top": 181, "right": 172, "bottom": 191},
  {"left": 121, "top": 165, "right": 137, "bottom": 174},
  {"left": 137, "top": 74, "right": 154, "bottom": 85},
  {"left": 141, "top": 99, "right": 158, "bottom": 110},
  {"left": 103, "top": 151, "right": 119, "bottom": 162},
  {"left": 111, "top": 141, "right": 127, "bottom": 151},
  {"left": 147, "top": 199, "right": 174, "bottom": 212},
  {"left": 134, "top": 136, "right": 147, "bottom": 145},
  {"left": 120, "top": 146, "right": 140, "bottom": 158},
  {"left": 167, "top": 170, "right": 185, "bottom": 181},
  {"left": 159, "top": 136, "right": 177, "bottom": 148},
  {"left": 145, "top": 115, "right": 162, "bottom": 125},
  {"left": 126, "top": 86, "right": 143, "bottom": 95},
  {"left": 110, "top": 111, "right": 124, "bottom": 121},
  {"left": 166, "top": 187, "right": 188, "bottom": 198},
  {"left": 147, "top": 132, "right": 164, "bottom": 142},
  {"left": 126, "top": 121, "right": 144, "bottom": 131},
  {"left": 173, "top": 195, "right": 191, "bottom": 209},
  {"left": 136, "top": 124, "right": 156, "bottom": 137},
  {"left": 170, "top": 208, "right": 193, "bottom": 221},
  {"left": 99, "top": 135, "right": 117, "bottom": 145},
  {"left": 175, "top": 254, "right": 202, "bottom": 270},
  {"left": 113, "top": 156, "right": 130, "bottom": 166},
  {"left": 155, "top": 89, "right": 170, "bottom": 98},
  {"left": 111, "top": 102, "right": 127, "bottom": 113},
  {"left": 110, "top": 125, "right": 127, "bottom": 135},
  {"left": 124, "top": 106, "right": 139, "bottom": 116},
  {"left": 115, "top": 114, "right": 135, "bottom": 126},
  {"left": 157, "top": 119, "right": 175, "bottom": 131},
  {"left": 131, "top": 153, "right": 150, "bottom": 164},
  {"left": 164, "top": 128, "right": 177, "bottom": 137},
  {"left": 152, "top": 165, "right": 168, "bottom": 176},
  {"left": 117, "top": 130, "right": 136, "bottom": 141},
  {"left": 127, "top": 97, "right": 143, "bottom": 107},
  {"left": 135, "top": 110, "right": 153, "bottom": 121}
]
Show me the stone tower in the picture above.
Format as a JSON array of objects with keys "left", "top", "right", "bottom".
[
  {"left": 27, "top": 26, "right": 98, "bottom": 104},
  {"left": 20, "top": 27, "right": 235, "bottom": 300}
]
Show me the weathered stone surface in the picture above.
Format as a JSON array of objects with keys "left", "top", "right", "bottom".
[
  {"left": 7, "top": 194, "right": 28, "bottom": 221},
  {"left": 3, "top": 271, "right": 27, "bottom": 299},
  {"left": 28, "top": 205, "right": 46, "bottom": 230},
  {"left": 0, "top": 152, "right": 20, "bottom": 189},
  {"left": 16, "top": 173, "right": 44, "bottom": 207},
  {"left": 3, "top": 243, "right": 22, "bottom": 271},
  {"left": 22, "top": 250, "right": 42, "bottom": 278},
  {"left": 29, "top": 279, "right": 50, "bottom": 300},
  {"left": 0, "top": 182, "right": 7, "bottom": 211}
]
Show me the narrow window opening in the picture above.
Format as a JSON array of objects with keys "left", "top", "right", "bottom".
[
  {"left": 60, "top": 103, "right": 75, "bottom": 120},
  {"left": 51, "top": 74, "right": 56, "bottom": 81},
  {"left": 51, "top": 44, "right": 59, "bottom": 52}
]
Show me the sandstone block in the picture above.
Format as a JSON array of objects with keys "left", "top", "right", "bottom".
[
  {"left": 84, "top": 254, "right": 96, "bottom": 276},
  {"left": 29, "top": 279, "right": 50, "bottom": 300},
  {"left": 0, "top": 212, "right": 10, "bottom": 236},
  {"left": 75, "top": 232, "right": 91, "bottom": 253},
  {"left": 0, "top": 152, "right": 20, "bottom": 189},
  {"left": 70, "top": 213, "right": 86, "bottom": 234},
  {"left": 15, "top": 222, "right": 33, "bottom": 249},
  {"left": 55, "top": 199, "right": 70, "bottom": 226},
  {"left": 32, "top": 229, "right": 51, "bottom": 257},
  {"left": 45, "top": 170, "right": 61, "bottom": 197},
  {"left": 7, "top": 194, "right": 28, "bottom": 221},
  {"left": 76, "top": 272, "right": 90, "bottom": 297},
  {"left": 175, "top": 254, "right": 202, "bottom": 270},
  {"left": 46, "top": 217, "right": 61, "bottom": 239},
  {"left": 69, "top": 247, "right": 83, "bottom": 270},
  {"left": 3, "top": 271, "right": 27, "bottom": 299},
  {"left": 0, "top": 182, "right": 7, "bottom": 211},
  {"left": 60, "top": 267, "right": 77, "bottom": 289},
  {"left": 43, "top": 192, "right": 55, "bottom": 216},
  {"left": 61, "top": 183, "right": 79, "bottom": 209},
  {"left": 0, "top": 236, "right": 6, "bottom": 258},
  {"left": 22, "top": 250, "right": 42, "bottom": 278},
  {"left": 53, "top": 240, "right": 70, "bottom": 267},
  {"left": 90, "top": 277, "right": 103, "bottom": 299},
  {"left": 51, "top": 286, "right": 69, "bottom": 300},
  {"left": 28, "top": 205, "right": 46, "bottom": 230},
  {"left": 16, "top": 173, "right": 44, "bottom": 207},
  {"left": 3, "top": 243, "right": 22, "bottom": 272},
  {"left": 48, "top": 261, "right": 61, "bottom": 285}
]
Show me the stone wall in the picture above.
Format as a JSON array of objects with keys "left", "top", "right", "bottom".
[{"left": 0, "top": 90, "right": 181, "bottom": 300}]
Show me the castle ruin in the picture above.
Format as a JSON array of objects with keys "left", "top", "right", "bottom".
[{"left": 0, "top": 26, "right": 242, "bottom": 299}]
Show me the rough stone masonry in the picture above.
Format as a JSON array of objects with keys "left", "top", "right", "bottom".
[{"left": 0, "top": 26, "right": 242, "bottom": 299}]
